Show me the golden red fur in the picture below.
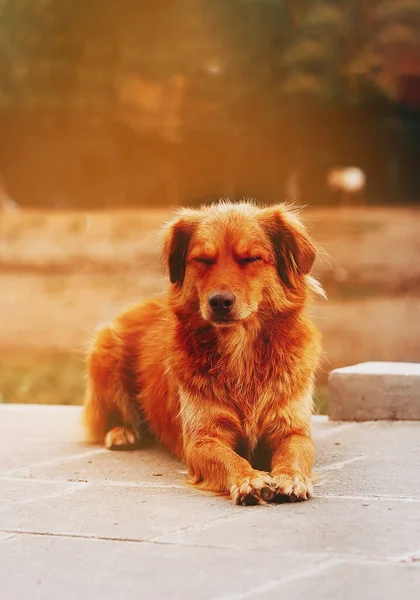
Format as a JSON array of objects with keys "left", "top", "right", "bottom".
[{"left": 83, "top": 201, "right": 324, "bottom": 505}]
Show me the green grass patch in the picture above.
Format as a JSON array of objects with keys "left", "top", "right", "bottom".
[
  {"left": 0, "top": 351, "right": 85, "bottom": 405},
  {"left": 313, "top": 384, "right": 329, "bottom": 415}
]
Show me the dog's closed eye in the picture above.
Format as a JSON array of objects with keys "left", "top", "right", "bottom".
[
  {"left": 238, "top": 256, "right": 262, "bottom": 265},
  {"left": 193, "top": 257, "right": 215, "bottom": 266}
]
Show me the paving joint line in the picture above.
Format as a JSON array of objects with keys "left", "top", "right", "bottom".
[
  {"left": 317, "top": 455, "right": 366, "bottom": 472},
  {"left": 2, "top": 474, "right": 418, "bottom": 505},
  {"left": 2, "top": 483, "right": 93, "bottom": 509},
  {"left": 2, "top": 528, "right": 420, "bottom": 568},
  {"left": 0, "top": 448, "right": 108, "bottom": 476},
  {"left": 315, "top": 493, "right": 420, "bottom": 503},
  {"left": 211, "top": 557, "right": 342, "bottom": 600},
  {"left": 0, "top": 474, "right": 186, "bottom": 490},
  {"left": 148, "top": 508, "right": 255, "bottom": 542}
]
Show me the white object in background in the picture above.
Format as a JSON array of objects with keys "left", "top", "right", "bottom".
[{"left": 327, "top": 167, "right": 366, "bottom": 194}]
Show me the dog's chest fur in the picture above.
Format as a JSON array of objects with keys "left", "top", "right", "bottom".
[
  {"left": 174, "top": 318, "right": 310, "bottom": 451},
  {"left": 213, "top": 328, "right": 300, "bottom": 444}
]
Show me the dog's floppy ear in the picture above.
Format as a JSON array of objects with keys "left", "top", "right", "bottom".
[
  {"left": 161, "top": 213, "right": 197, "bottom": 286},
  {"left": 261, "top": 205, "right": 316, "bottom": 288}
]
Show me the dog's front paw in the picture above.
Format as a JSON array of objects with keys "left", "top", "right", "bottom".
[
  {"left": 230, "top": 472, "right": 275, "bottom": 506},
  {"left": 104, "top": 426, "right": 138, "bottom": 451},
  {"left": 272, "top": 473, "right": 313, "bottom": 502}
]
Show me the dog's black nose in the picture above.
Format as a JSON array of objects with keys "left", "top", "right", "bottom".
[{"left": 209, "top": 291, "right": 236, "bottom": 314}]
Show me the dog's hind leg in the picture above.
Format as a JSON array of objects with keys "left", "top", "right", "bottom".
[{"left": 83, "top": 325, "right": 145, "bottom": 450}]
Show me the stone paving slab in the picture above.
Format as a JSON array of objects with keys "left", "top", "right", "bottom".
[
  {"left": 1, "top": 534, "right": 327, "bottom": 600},
  {"left": 315, "top": 421, "right": 420, "bottom": 498},
  {"left": 157, "top": 497, "right": 420, "bottom": 560},
  {"left": 315, "top": 421, "right": 420, "bottom": 463},
  {"left": 250, "top": 562, "right": 420, "bottom": 600},
  {"left": 0, "top": 484, "right": 239, "bottom": 541},
  {"left": 1, "top": 405, "right": 419, "bottom": 599},
  {"left": 15, "top": 445, "right": 187, "bottom": 485},
  {"left": 0, "top": 405, "right": 86, "bottom": 471},
  {"left": 2, "top": 478, "right": 81, "bottom": 508}
]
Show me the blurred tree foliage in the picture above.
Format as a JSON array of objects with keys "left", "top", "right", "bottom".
[
  {"left": 0, "top": 0, "right": 419, "bottom": 206},
  {"left": 2, "top": 0, "right": 419, "bottom": 111}
]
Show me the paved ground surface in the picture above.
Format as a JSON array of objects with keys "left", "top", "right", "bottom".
[{"left": 1, "top": 405, "right": 420, "bottom": 599}]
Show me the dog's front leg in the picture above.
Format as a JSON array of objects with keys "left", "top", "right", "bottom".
[
  {"left": 181, "top": 397, "right": 274, "bottom": 505},
  {"left": 268, "top": 427, "right": 315, "bottom": 502}
]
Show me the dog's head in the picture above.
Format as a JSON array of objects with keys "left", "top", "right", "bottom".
[{"left": 162, "top": 201, "right": 322, "bottom": 326}]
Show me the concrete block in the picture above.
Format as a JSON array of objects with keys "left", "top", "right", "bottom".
[{"left": 329, "top": 362, "right": 420, "bottom": 421}]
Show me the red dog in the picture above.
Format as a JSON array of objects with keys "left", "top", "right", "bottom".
[{"left": 84, "top": 201, "right": 324, "bottom": 505}]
